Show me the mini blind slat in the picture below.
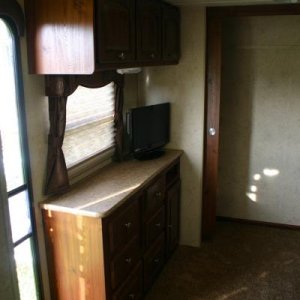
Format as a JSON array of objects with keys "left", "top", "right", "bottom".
[{"left": 63, "top": 83, "right": 115, "bottom": 168}]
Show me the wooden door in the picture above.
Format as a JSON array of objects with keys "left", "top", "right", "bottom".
[
  {"left": 201, "top": 5, "right": 300, "bottom": 239},
  {"left": 137, "top": 0, "right": 162, "bottom": 62},
  {"left": 162, "top": 3, "right": 180, "bottom": 62},
  {"left": 95, "top": 0, "right": 135, "bottom": 63},
  {"left": 166, "top": 180, "right": 180, "bottom": 257},
  {"left": 202, "top": 16, "right": 222, "bottom": 239}
]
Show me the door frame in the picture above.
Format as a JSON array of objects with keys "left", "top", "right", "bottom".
[{"left": 201, "top": 3, "right": 300, "bottom": 239}]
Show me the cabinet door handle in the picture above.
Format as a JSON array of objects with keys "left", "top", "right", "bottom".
[
  {"left": 128, "top": 293, "right": 135, "bottom": 299},
  {"left": 155, "top": 191, "right": 162, "bottom": 198},
  {"left": 150, "top": 53, "right": 155, "bottom": 59},
  {"left": 125, "top": 257, "right": 132, "bottom": 264},
  {"left": 154, "top": 258, "right": 160, "bottom": 264},
  {"left": 155, "top": 223, "right": 161, "bottom": 227},
  {"left": 124, "top": 222, "right": 132, "bottom": 229},
  {"left": 118, "top": 52, "right": 125, "bottom": 60}
]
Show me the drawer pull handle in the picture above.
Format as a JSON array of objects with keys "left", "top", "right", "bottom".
[
  {"left": 125, "top": 257, "right": 132, "bottom": 264},
  {"left": 155, "top": 191, "right": 162, "bottom": 198},
  {"left": 118, "top": 52, "right": 125, "bottom": 60},
  {"left": 124, "top": 222, "right": 132, "bottom": 229},
  {"left": 154, "top": 258, "right": 160, "bottom": 264},
  {"left": 128, "top": 294, "right": 135, "bottom": 299},
  {"left": 155, "top": 223, "right": 161, "bottom": 227}
]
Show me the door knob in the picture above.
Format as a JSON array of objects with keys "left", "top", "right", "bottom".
[{"left": 209, "top": 127, "right": 216, "bottom": 136}]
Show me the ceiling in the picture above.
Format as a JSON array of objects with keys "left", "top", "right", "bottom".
[{"left": 166, "top": 0, "right": 299, "bottom": 6}]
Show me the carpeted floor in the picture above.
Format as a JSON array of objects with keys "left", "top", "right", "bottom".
[{"left": 145, "top": 222, "right": 300, "bottom": 300}]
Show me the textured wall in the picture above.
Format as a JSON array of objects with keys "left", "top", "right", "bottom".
[
  {"left": 217, "top": 16, "right": 300, "bottom": 225},
  {"left": 139, "top": 7, "right": 206, "bottom": 247}
]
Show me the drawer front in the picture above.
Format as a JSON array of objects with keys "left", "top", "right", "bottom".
[
  {"left": 113, "top": 263, "right": 143, "bottom": 300},
  {"left": 145, "top": 206, "right": 165, "bottom": 248},
  {"left": 108, "top": 197, "right": 140, "bottom": 255},
  {"left": 143, "top": 233, "right": 165, "bottom": 291},
  {"left": 144, "top": 176, "right": 165, "bottom": 218},
  {"left": 110, "top": 237, "right": 141, "bottom": 290}
]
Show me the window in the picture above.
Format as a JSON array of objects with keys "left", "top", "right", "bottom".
[
  {"left": 0, "top": 19, "right": 39, "bottom": 299},
  {"left": 63, "top": 83, "right": 116, "bottom": 169}
]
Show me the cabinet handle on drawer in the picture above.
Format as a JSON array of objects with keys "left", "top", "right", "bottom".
[
  {"left": 154, "top": 258, "right": 160, "bottom": 264},
  {"left": 128, "top": 294, "right": 135, "bottom": 299},
  {"left": 118, "top": 52, "right": 125, "bottom": 60},
  {"left": 155, "top": 191, "right": 162, "bottom": 198},
  {"left": 155, "top": 223, "right": 161, "bottom": 227},
  {"left": 124, "top": 222, "right": 132, "bottom": 229},
  {"left": 125, "top": 257, "right": 132, "bottom": 264}
]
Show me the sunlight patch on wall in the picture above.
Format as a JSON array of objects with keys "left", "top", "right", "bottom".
[
  {"left": 263, "top": 168, "right": 280, "bottom": 177},
  {"left": 246, "top": 192, "right": 257, "bottom": 202},
  {"left": 246, "top": 168, "right": 280, "bottom": 203}
]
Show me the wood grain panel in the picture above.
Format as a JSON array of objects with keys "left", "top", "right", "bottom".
[
  {"left": 202, "top": 16, "right": 222, "bottom": 239},
  {"left": 137, "top": 0, "right": 162, "bottom": 62},
  {"left": 25, "top": 0, "right": 94, "bottom": 74},
  {"left": 42, "top": 210, "right": 106, "bottom": 300}
]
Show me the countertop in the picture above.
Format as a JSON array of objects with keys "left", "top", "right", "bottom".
[{"left": 41, "top": 150, "right": 183, "bottom": 218}]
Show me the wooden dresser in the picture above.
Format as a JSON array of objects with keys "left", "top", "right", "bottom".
[{"left": 41, "top": 150, "right": 182, "bottom": 300}]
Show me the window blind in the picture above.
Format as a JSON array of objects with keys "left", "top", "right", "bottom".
[{"left": 63, "top": 82, "right": 115, "bottom": 168}]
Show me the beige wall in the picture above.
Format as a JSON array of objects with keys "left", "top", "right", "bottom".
[
  {"left": 139, "top": 7, "right": 206, "bottom": 247},
  {"left": 217, "top": 16, "right": 300, "bottom": 225}
]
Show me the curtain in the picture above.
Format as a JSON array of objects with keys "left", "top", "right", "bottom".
[
  {"left": 44, "top": 71, "right": 124, "bottom": 195},
  {"left": 114, "top": 80, "right": 124, "bottom": 161},
  {"left": 44, "top": 96, "right": 69, "bottom": 195}
]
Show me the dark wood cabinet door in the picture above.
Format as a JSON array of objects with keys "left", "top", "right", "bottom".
[
  {"left": 137, "top": 0, "right": 162, "bottom": 62},
  {"left": 166, "top": 180, "right": 180, "bottom": 257},
  {"left": 95, "top": 0, "right": 135, "bottom": 63},
  {"left": 162, "top": 3, "right": 180, "bottom": 63}
]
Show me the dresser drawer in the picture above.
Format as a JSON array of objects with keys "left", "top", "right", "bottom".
[
  {"left": 145, "top": 206, "right": 165, "bottom": 248},
  {"left": 110, "top": 237, "right": 141, "bottom": 290},
  {"left": 108, "top": 197, "right": 140, "bottom": 255},
  {"left": 143, "top": 233, "right": 165, "bottom": 291},
  {"left": 113, "top": 263, "right": 143, "bottom": 300},
  {"left": 144, "top": 176, "right": 165, "bottom": 218}
]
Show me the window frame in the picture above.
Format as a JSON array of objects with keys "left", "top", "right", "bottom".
[
  {"left": 0, "top": 9, "right": 43, "bottom": 299},
  {"left": 63, "top": 82, "right": 117, "bottom": 180},
  {"left": 44, "top": 71, "right": 124, "bottom": 195}
]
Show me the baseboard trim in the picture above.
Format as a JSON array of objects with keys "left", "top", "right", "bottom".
[{"left": 217, "top": 216, "right": 300, "bottom": 231}]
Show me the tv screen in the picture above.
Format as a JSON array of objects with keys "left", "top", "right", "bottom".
[{"left": 130, "top": 103, "right": 170, "bottom": 158}]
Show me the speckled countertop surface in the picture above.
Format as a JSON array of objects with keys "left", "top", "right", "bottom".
[{"left": 42, "top": 150, "right": 183, "bottom": 218}]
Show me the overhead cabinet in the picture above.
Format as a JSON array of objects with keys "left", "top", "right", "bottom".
[{"left": 26, "top": 0, "right": 180, "bottom": 74}]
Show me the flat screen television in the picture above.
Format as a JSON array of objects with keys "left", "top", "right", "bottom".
[{"left": 128, "top": 102, "right": 170, "bottom": 160}]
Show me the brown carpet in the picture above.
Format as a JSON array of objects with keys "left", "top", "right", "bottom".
[{"left": 145, "top": 222, "right": 300, "bottom": 300}]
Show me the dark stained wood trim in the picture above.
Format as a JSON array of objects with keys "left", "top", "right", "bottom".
[
  {"left": 45, "top": 71, "right": 124, "bottom": 98},
  {"left": 217, "top": 216, "right": 300, "bottom": 231},
  {"left": 202, "top": 3, "right": 300, "bottom": 241},
  {"left": 207, "top": 4, "right": 300, "bottom": 18},
  {"left": 0, "top": 0, "right": 25, "bottom": 36},
  {"left": 202, "top": 16, "right": 222, "bottom": 240}
]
